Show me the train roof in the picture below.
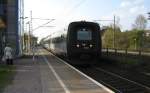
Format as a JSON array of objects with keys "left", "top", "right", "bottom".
[
  {"left": 69, "top": 21, "right": 99, "bottom": 25},
  {"left": 68, "top": 21, "right": 100, "bottom": 30},
  {"left": 68, "top": 21, "right": 100, "bottom": 29}
]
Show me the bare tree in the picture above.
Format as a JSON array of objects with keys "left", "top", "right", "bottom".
[{"left": 132, "top": 14, "right": 147, "bottom": 30}]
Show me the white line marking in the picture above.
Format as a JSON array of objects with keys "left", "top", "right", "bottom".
[
  {"left": 42, "top": 55, "right": 70, "bottom": 93},
  {"left": 38, "top": 50, "right": 48, "bottom": 93},
  {"left": 48, "top": 52, "right": 114, "bottom": 93}
]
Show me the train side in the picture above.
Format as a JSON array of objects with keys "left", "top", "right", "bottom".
[
  {"left": 43, "top": 30, "right": 67, "bottom": 56},
  {"left": 43, "top": 21, "right": 101, "bottom": 62}
]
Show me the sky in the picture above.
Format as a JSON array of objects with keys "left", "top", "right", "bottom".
[{"left": 24, "top": 0, "right": 150, "bottom": 40}]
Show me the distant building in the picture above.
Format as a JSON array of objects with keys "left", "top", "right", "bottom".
[{"left": 0, "top": 0, "right": 24, "bottom": 56}]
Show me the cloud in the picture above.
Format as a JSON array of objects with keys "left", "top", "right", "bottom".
[
  {"left": 130, "top": 5, "right": 145, "bottom": 14},
  {"left": 111, "top": 0, "right": 146, "bottom": 30},
  {"left": 133, "top": 0, "right": 144, "bottom": 5},
  {"left": 120, "top": 1, "right": 131, "bottom": 7},
  {"left": 118, "top": 0, "right": 144, "bottom": 18},
  {"left": 120, "top": 0, "right": 144, "bottom": 8}
]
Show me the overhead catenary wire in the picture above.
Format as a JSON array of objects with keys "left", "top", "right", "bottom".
[
  {"left": 65, "top": 0, "right": 87, "bottom": 17},
  {"left": 32, "top": 19, "right": 55, "bottom": 31},
  {"left": 62, "top": 0, "right": 88, "bottom": 28},
  {"left": 39, "top": 0, "right": 88, "bottom": 39},
  {"left": 54, "top": 0, "right": 88, "bottom": 32},
  {"left": 32, "top": 18, "right": 53, "bottom": 20}
]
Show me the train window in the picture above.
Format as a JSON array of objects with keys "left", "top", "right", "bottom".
[{"left": 77, "top": 28, "right": 92, "bottom": 40}]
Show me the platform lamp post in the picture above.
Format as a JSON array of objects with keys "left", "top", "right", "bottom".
[
  {"left": 20, "top": 17, "right": 28, "bottom": 53},
  {"left": 134, "top": 38, "right": 137, "bottom": 50},
  {"left": 25, "top": 21, "right": 30, "bottom": 53}
]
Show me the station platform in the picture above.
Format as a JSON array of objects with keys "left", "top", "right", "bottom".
[{"left": 3, "top": 48, "right": 114, "bottom": 93}]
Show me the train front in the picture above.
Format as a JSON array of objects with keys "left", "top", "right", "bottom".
[{"left": 67, "top": 21, "right": 101, "bottom": 59}]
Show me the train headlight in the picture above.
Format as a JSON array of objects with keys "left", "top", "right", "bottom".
[
  {"left": 89, "top": 44, "right": 93, "bottom": 48},
  {"left": 76, "top": 44, "right": 80, "bottom": 48}
]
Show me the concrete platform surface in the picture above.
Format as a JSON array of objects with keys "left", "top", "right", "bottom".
[{"left": 3, "top": 48, "right": 114, "bottom": 93}]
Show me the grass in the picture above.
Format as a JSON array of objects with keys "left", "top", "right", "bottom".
[{"left": 0, "top": 65, "right": 16, "bottom": 92}]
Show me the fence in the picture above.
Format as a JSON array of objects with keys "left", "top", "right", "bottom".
[
  {"left": 101, "top": 48, "right": 150, "bottom": 65},
  {"left": 102, "top": 48, "right": 150, "bottom": 56}
]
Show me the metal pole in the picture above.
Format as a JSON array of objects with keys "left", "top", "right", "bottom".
[
  {"left": 93, "top": 16, "right": 116, "bottom": 49},
  {"left": 30, "top": 11, "right": 35, "bottom": 60},
  {"left": 28, "top": 22, "right": 31, "bottom": 53},
  {"left": 21, "top": 0, "right": 24, "bottom": 54},
  {"left": 113, "top": 15, "right": 116, "bottom": 49},
  {"left": 134, "top": 38, "right": 137, "bottom": 50},
  {"left": 30, "top": 11, "right": 32, "bottom": 51}
]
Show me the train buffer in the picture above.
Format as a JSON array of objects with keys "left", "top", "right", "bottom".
[{"left": 3, "top": 48, "right": 114, "bottom": 93}]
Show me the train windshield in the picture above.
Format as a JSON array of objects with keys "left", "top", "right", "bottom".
[{"left": 77, "top": 28, "right": 92, "bottom": 40}]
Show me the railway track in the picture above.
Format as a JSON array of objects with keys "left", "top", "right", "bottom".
[
  {"left": 75, "top": 65, "right": 150, "bottom": 93},
  {"left": 59, "top": 58, "right": 150, "bottom": 93},
  {"left": 50, "top": 52, "right": 150, "bottom": 93},
  {"left": 95, "top": 63, "right": 150, "bottom": 89}
]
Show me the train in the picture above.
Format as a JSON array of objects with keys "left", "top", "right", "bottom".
[{"left": 42, "top": 21, "right": 101, "bottom": 64}]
